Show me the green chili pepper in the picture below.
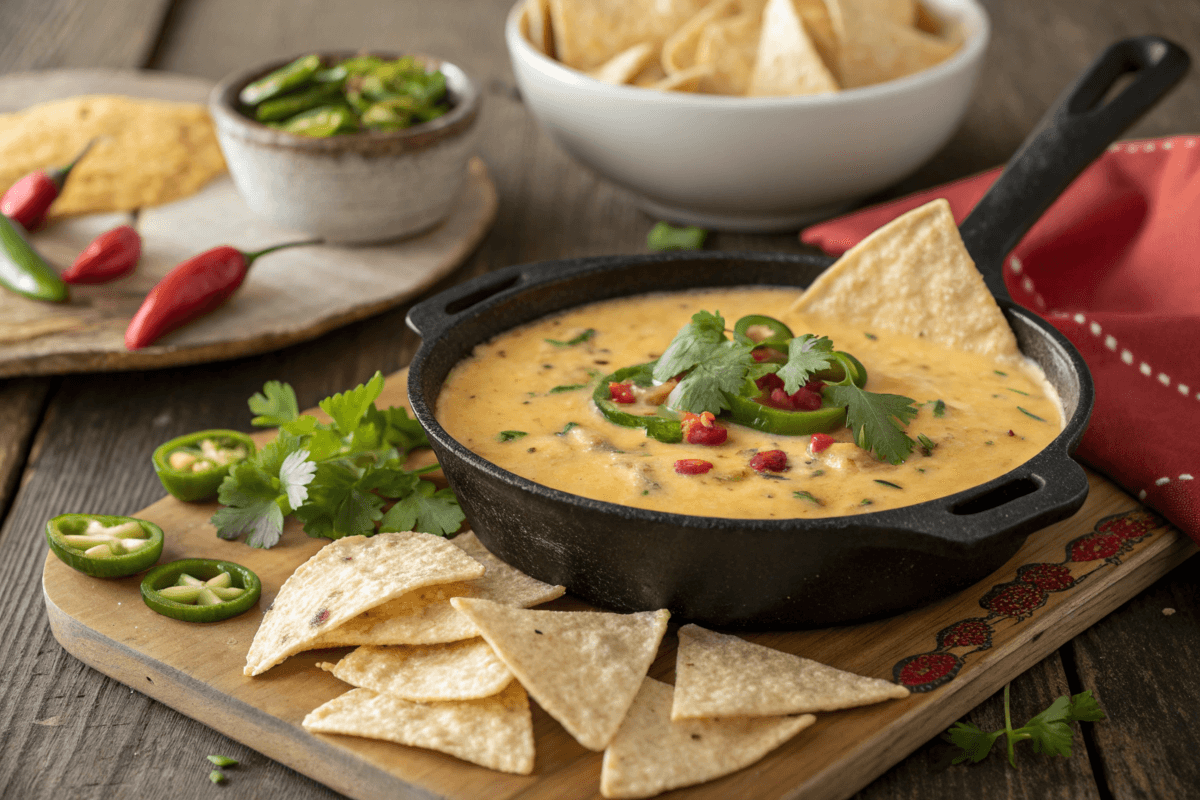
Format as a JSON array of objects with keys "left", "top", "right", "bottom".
[
  {"left": 646, "top": 222, "right": 706, "bottom": 251},
  {"left": 140, "top": 559, "right": 261, "bottom": 623},
  {"left": 255, "top": 83, "right": 344, "bottom": 122},
  {"left": 281, "top": 105, "right": 357, "bottom": 137},
  {"left": 239, "top": 54, "right": 322, "bottom": 106},
  {"left": 361, "top": 98, "right": 417, "bottom": 130},
  {"left": 0, "top": 214, "right": 68, "bottom": 302},
  {"left": 45, "top": 514, "right": 164, "bottom": 578},
  {"left": 593, "top": 363, "right": 683, "bottom": 444},
  {"left": 724, "top": 393, "right": 848, "bottom": 435},
  {"left": 152, "top": 429, "right": 256, "bottom": 502},
  {"left": 733, "top": 314, "right": 794, "bottom": 348}
]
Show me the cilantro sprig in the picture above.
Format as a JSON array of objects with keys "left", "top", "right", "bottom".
[
  {"left": 944, "top": 684, "right": 1105, "bottom": 766},
  {"left": 211, "top": 372, "right": 461, "bottom": 549},
  {"left": 647, "top": 310, "right": 919, "bottom": 462}
]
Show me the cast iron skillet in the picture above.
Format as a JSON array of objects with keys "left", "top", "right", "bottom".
[{"left": 406, "top": 37, "right": 1188, "bottom": 628}]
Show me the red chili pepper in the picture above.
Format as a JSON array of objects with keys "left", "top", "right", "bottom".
[
  {"left": 674, "top": 459, "right": 713, "bottom": 475},
  {"left": 749, "top": 449, "right": 788, "bottom": 472},
  {"left": 1, "top": 139, "right": 96, "bottom": 230},
  {"left": 125, "top": 239, "right": 320, "bottom": 350},
  {"left": 609, "top": 382, "right": 636, "bottom": 404},
  {"left": 809, "top": 433, "right": 836, "bottom": 453},
  {"left": 61, "top": 225, "right": 141, "bottom": 285},
  {"left": 681, "top": 411, "right": 728, "bottom": 446}
]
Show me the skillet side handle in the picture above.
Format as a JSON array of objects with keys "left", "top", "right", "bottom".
[
  {"left": 960, "top": 36, "right": 1190, "bottom": 300},
  {"left": 405, "top": 263, "right": 531, "bottom": 342},
  {"left": 935, "top": 454, "right": 1092, "bottom": 549}
]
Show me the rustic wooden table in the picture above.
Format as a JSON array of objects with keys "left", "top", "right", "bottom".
[{"left": 2, "top": 1, "right": 1198, "bottom": 798}]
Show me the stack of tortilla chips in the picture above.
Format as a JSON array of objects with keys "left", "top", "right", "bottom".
[
  {"left": 246, "top": 530, "right": 911, "bottom": 796},
  {"left": 521, "top": 0, "right": 960, "bottom": 95}
]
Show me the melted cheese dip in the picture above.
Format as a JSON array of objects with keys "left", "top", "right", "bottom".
[{"left": 436, "top": 288, "right": 1062, "bottom": 519}]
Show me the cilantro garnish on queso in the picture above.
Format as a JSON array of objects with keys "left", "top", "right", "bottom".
[{"left": 435, "top": 202, "right": 1064, "bottom": 519}]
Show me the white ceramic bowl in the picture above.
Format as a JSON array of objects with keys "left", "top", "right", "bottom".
[
  {"left": 505, "top": 0, "right": 989, "bottom": 232},
  {"left": 209, "top": 54, "right": 480, "bottom": 244}
]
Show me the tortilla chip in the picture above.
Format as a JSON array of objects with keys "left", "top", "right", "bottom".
[
  {"left": 451, "top": 597, "right": 670, "bottom": 751},
  {"left": 306, "top": 531, "right": 565, "bottom": 648},
  {"left": 825, "top": 0, "right": 957, "bottom": 88},
  {"left": 794, "top": 0, "right": 839, "bottom": 72},
  {"left": 652, "top": 65, "right": 714, "bottom": 93},
  {"left": 747, "top": 0, "right": 839, "bottom": 96},
  {"left": 600, "top": 678, "right": 814, "bottom": 798},
  {"left": 661, "top": 0, "right": 740, "bottom": 74},
  {"left": 319, "top": 639, "right": 514, "bottom": 702},
  {"left": 589, "top": 42, "right": 658, "bottom": 84},
  {"left": 632, "top": 61, "right": 669, "bottom": 87},
  {"left": 302, "top": 683, "right": 534, "bottom": 775},
  {"left": 671, "top": 624, "right": 909, "bottom": 718},
  {"left": 523, "top": 0, "right": 557, "bottom": 58},
  {"left": 0, "top": 95, "right": 226, "bottom": 219},
  {"left": 692, "top": 2, "right": 767, "bottom": 95},
  {"left": 549, "top": 0, "right": 708, "bottom": 71},
  {"left": 792, "top": 199, "right": 1022, "bottom": 360},
  {"left": 243, "top": 531, "right": 486, "bottom": 677}
]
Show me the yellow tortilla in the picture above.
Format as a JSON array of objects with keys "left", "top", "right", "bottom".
[
  {"left": 451, "top": 597, "right": 670, "bottom": 751},
  {"left": 0, "top": 95, "right": 226, "bottom": 219},
  {"left": 549, "top": 0, "right": 708, "bottom": 71},
  {"left": 671, "top": 624, "right": 909, "bottom": 718},
  {"left": 589, "top": 42, "right": 659, "bottom": 84},
  {"left": 825, "top": 0, "right": 958, "bottom": 88},
  {"left": 302, "top": 683, "right": 535, "bottom": 775},
  {"left": 600, "top": 678, "right": 815, "bottom": 798},
  {"left": 319, "top": 639, "right": 514, "bottom": 702},
  {"left": 792, "top": 199, "right": 1022, "bottom": 360},
  {"left": 747, "top": 0, "right": 840, "bottom": 96}
]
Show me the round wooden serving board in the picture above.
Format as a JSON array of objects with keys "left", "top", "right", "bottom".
[{"left": 0, "top": 69, "right": 498, "bottom": 377}]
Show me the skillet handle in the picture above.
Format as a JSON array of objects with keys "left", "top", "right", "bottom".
[
  {"left": 406, "top": 262, "right": 530, "bottom": 341},
  {"left": 960, "top": 36, "right": 1189, "bottom": 300},
  {"left": 919, "top": 450, "right": 1092, "bottom": 549}
]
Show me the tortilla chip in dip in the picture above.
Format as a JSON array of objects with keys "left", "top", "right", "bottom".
[
  {"left": 792, "top": 198, "right": 1022, "bottom": 361},
  {"left": 451, "top": 597, "right": 670, "bottom": 751},
  {"left": 243, "top": 531, "right": 485, "bottom": 677},
  {"left": 0, "top": 95, "right": 226, "bottom": 219},
  {"left": 747, "top": 0, "right": 840, "bottom": 96},
  {"left": 319, "top": 639, "right": 514, "bottom": 702},
  {"left": 671, "top": 624, "right": 909, "bottom": 718},
  {"left": 600, "top": 678, "right": 815, "bottom": 799},
  {"left": 302, "top": 682, "right": 535, "bottom": 775}
]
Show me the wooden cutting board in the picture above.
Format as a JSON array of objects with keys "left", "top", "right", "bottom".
[
  {"left": 42, "top": 369, "right": 1197, "bottom": 800},
  {"left": 0, "top": 69, "right": 497, "bottom": 377}
]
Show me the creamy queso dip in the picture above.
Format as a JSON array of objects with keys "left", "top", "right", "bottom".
[{"left": 436, "top": 287, "right": 1063, "bottom": 519}]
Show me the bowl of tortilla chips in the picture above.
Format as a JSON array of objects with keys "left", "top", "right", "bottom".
[{"left": 506, "top": 0, "right": 988, "bottom": 231}]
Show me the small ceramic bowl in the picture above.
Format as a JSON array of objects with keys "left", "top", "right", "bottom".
[
  {"left": 505, "top": 0, "right": 989, "bottom": 232},
  {"left": 209, "top": 54, "right": 480, "bottom": 244}
]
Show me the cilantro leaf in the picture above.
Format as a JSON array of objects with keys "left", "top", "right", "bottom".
[
  {"left": 777, "top": 335, "right": 835, "bottom": 393},
  {"left": 944, "top": 722, "right": 1004, "bottom": 765},
  {"left": 824, "top": 384, "right": 918, "bottom": 464},
  {"left": 379, "top": 480, "right": 465, "bottom": 536},
  {"left": 671, "top": 340, "right": 757, "bottom": 414},
  {"left": 545, "top": 329, "right": 596, "bottom": 347},
  {"left": 293, "top": 461, "right": 383, "bottom": 539},
  {"left": 319, "top": 371, "right": 384, "bottom": 436},
  {"left": 211, "top": 461, "right": 286, "bottom": 548},
  {"left": 943, "top": 685, "right": 1104, "bottom": 767},
  {"left": 278, "top": 449, "right": 316, "bottom": 510},
  {"left": 367, "top": 406, "right": 429, "bottom": 453},
  {"left": 249, "top": 381, "right": 300, "bottom": 427},
  {"left": 653, "top": 310, "right": 728, "bottom": 383}
]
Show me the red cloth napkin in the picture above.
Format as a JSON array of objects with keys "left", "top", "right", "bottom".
[{"left": 801, "top": 136, "right": 1200, "bottom": 546}]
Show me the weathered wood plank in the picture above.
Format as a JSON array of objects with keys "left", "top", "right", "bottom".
[
  {"left": 0, "top": 0, "right": 173, "bottom": 73},
  {"left": 1067, "top": 556, "right": 1200, "bottom": 799}
]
